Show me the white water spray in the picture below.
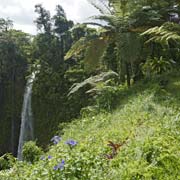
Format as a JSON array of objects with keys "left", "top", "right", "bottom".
[{"left": 17, "top": 72, "right": 36, "bottom": 160}]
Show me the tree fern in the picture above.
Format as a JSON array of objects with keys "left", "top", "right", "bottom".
[
  {"left": 65, "top": 34, "right": 108, "bottom": 72},
  {"left": 65, "top": 37, "right": 88, "bottom": 60},
  {"left": 68, "top": 71, "right": 118, "bottom": 97},
  {"left": 141, "top": 22, "right": 180, "bottom": 45},
  {"left": 87, "top": 0, "right": 112, "bottom": 15}
]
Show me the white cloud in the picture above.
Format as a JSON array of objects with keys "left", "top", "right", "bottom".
[{"left": 0, "top": 0, "right": 99, "bottom": 34}]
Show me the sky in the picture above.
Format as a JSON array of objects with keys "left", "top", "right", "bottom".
[{"left": 0, "top": 0, "right": 99, "bottom": 34}]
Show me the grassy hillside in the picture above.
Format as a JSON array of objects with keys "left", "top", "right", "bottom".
[{"left": 1, "top": 73, "right": 180, "bottom": 179}]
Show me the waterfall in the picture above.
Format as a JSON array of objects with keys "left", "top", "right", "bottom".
[{"left": 17, "top": 72, "right": 36, "bottom": 160}]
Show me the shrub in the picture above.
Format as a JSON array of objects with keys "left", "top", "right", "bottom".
[
  {"left": 0, "top": 153, "right": 15, "bottom": 170},
  {"left": 95, "top": 84, "right": 124, "bottom": 111},
  {"left": 142, "top": 56, "right": 175, "bottom": 77},
  {"left": 22, "top": 141, "right": 43, "bottom": 163}
]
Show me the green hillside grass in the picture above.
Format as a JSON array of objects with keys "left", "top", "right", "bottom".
[{"left": 1, "top": 73, "right": 180, "bottom": 179}]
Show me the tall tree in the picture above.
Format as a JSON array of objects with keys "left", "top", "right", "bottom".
[
  {"left": 34, "top": 4, "right": 52, "bottom": 34},
  {"left": 53, "top": 5, "right": 74, "bottom": 57},
  {"left": 74, "top": 0, "right": 180, "bottom": 85},
  {"left": 0, "top": 18, "right": 13, "bottom": 32}
]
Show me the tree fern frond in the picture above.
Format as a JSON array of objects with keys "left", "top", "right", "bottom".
[
  {"left": 87, "top": 0, "right": 111, "bottom": 15},
  {"left": 83, "top": 22, "right": 107, "bottom": 28},
  {"left": 64, "top": 37, "right": 89, "bottom": 60},
  {"left": 68, "top": 71, "right": 118, "bottom": 97},
  {"left": 83, "top": 37, "right": 108, "bottom": 72},
  {"left": 65, "top": 35, "right": 108, "bottom": 72},
  {"left": 141, "top": 23, "right": 180, "bottom": 45},
  {"left": 99, "top": 0, "right": 114, "bottom": 14}
]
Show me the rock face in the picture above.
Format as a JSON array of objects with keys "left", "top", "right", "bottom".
[{"left": 0, "top": 74, "right": 26, "bottom": 156}]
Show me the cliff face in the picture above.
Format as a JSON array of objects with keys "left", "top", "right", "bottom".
[{"left": 0, "top": 69, "right": 26, "bottom": 156}]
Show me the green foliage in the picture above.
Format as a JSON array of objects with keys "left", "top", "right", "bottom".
[
  {"left": 86, "top": 0, "right": 180, "bottom": 85},
  {"left": 0, "top": 24, "right": 29, "bottom": 155},
  {"left": 22, "top": 141, "right": 43, "bottom": 163},
  {"left": 53, "top": 5, "right": 73, "bottom": 36},
  {"left": 2, "top": 74, "right": 180, "bottom": 179},
  {"left": 142, "top": 56, "right": 175, "bottom": 76},
  {"left": 80, "top": 82, "right": 125, "bottom": 115},
  {"left": 94, "top": 84, "right": 125, "bottom": 111},
  {"left": 0, "top": 18, "right": 13, "bottom": 32},
  {"left": 65, "top": 37, "right": 88, "bottom": 60},
  {"left": 34, "top": 4, "right": 51, "bottom": 33},
  {"left": 2, "top": 1, "right": 180, "bottom": 179},
  {"left": 116, "top": 32, "right": 142, "bottom": 83},
  {"left": 84, "top": 37, "right": 108, "bottom": 72},
  {"left": 141, "top": 22, "right": 180, "bottom": 46},
  {"left": 64, "top": 68, "right": 86, "bottom": 84},
  {"left": 101, "top": 41, "right": 117, "bottom": 72},
  {"left": 31, "top": 4, "right": 77, "bottom": 147},
  {"left": 0, "top": 154, "right": 15, "bottom": 170},
  {"left": 109, "top": 0, "right": 180, "bottom": 19},
  {"left": 65, "top": 34, "right": 107, "bottom": 72},
  {"left": 87, "top": 1, "right": 146, "bottom": 84},
  {"left": 68, "top": 71, "right": 118, "bottom": 97}
]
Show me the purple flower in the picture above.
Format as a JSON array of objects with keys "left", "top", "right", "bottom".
[
  {"left": 65, "top": 139, "right": 77, "bottom": 148},
  {"left": 53, "top": 165, "right": 58, "bottom": 171},
  {"left": 51, "top": 135, "right": 61, "bottom": 144},
  {"left": 58, "top": 160, "right": 65, "bottom": 170},
  {"left": 48, "top": 155, "right": 52, "bottom": 160},
  {"left": 53, "top": 160, "right": 65, "bottom": 171}
]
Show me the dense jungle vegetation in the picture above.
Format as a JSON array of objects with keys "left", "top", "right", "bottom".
[{"left": 1, "top": 0, "right": 180, "bottom": 179}]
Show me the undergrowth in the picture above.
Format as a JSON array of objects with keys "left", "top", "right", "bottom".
[{"left": 1, "top": 74, "right": 180, "bottom": 179}]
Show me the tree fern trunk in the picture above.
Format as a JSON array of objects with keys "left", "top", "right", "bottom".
[{"left": 126, "top": 62, "right": 130, "bottom": 87}]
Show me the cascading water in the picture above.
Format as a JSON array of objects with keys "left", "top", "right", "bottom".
[{"left": 17, "top": 72, "right": 36, "bottom": 160}]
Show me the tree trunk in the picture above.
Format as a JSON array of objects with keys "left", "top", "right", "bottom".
[{"left": 126, "top": 62, "right": 130, "bottom": 87}]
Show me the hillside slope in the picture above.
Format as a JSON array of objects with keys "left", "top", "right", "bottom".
[{"left": 1, "top": 73, "right": 180, "bottom": 180}]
